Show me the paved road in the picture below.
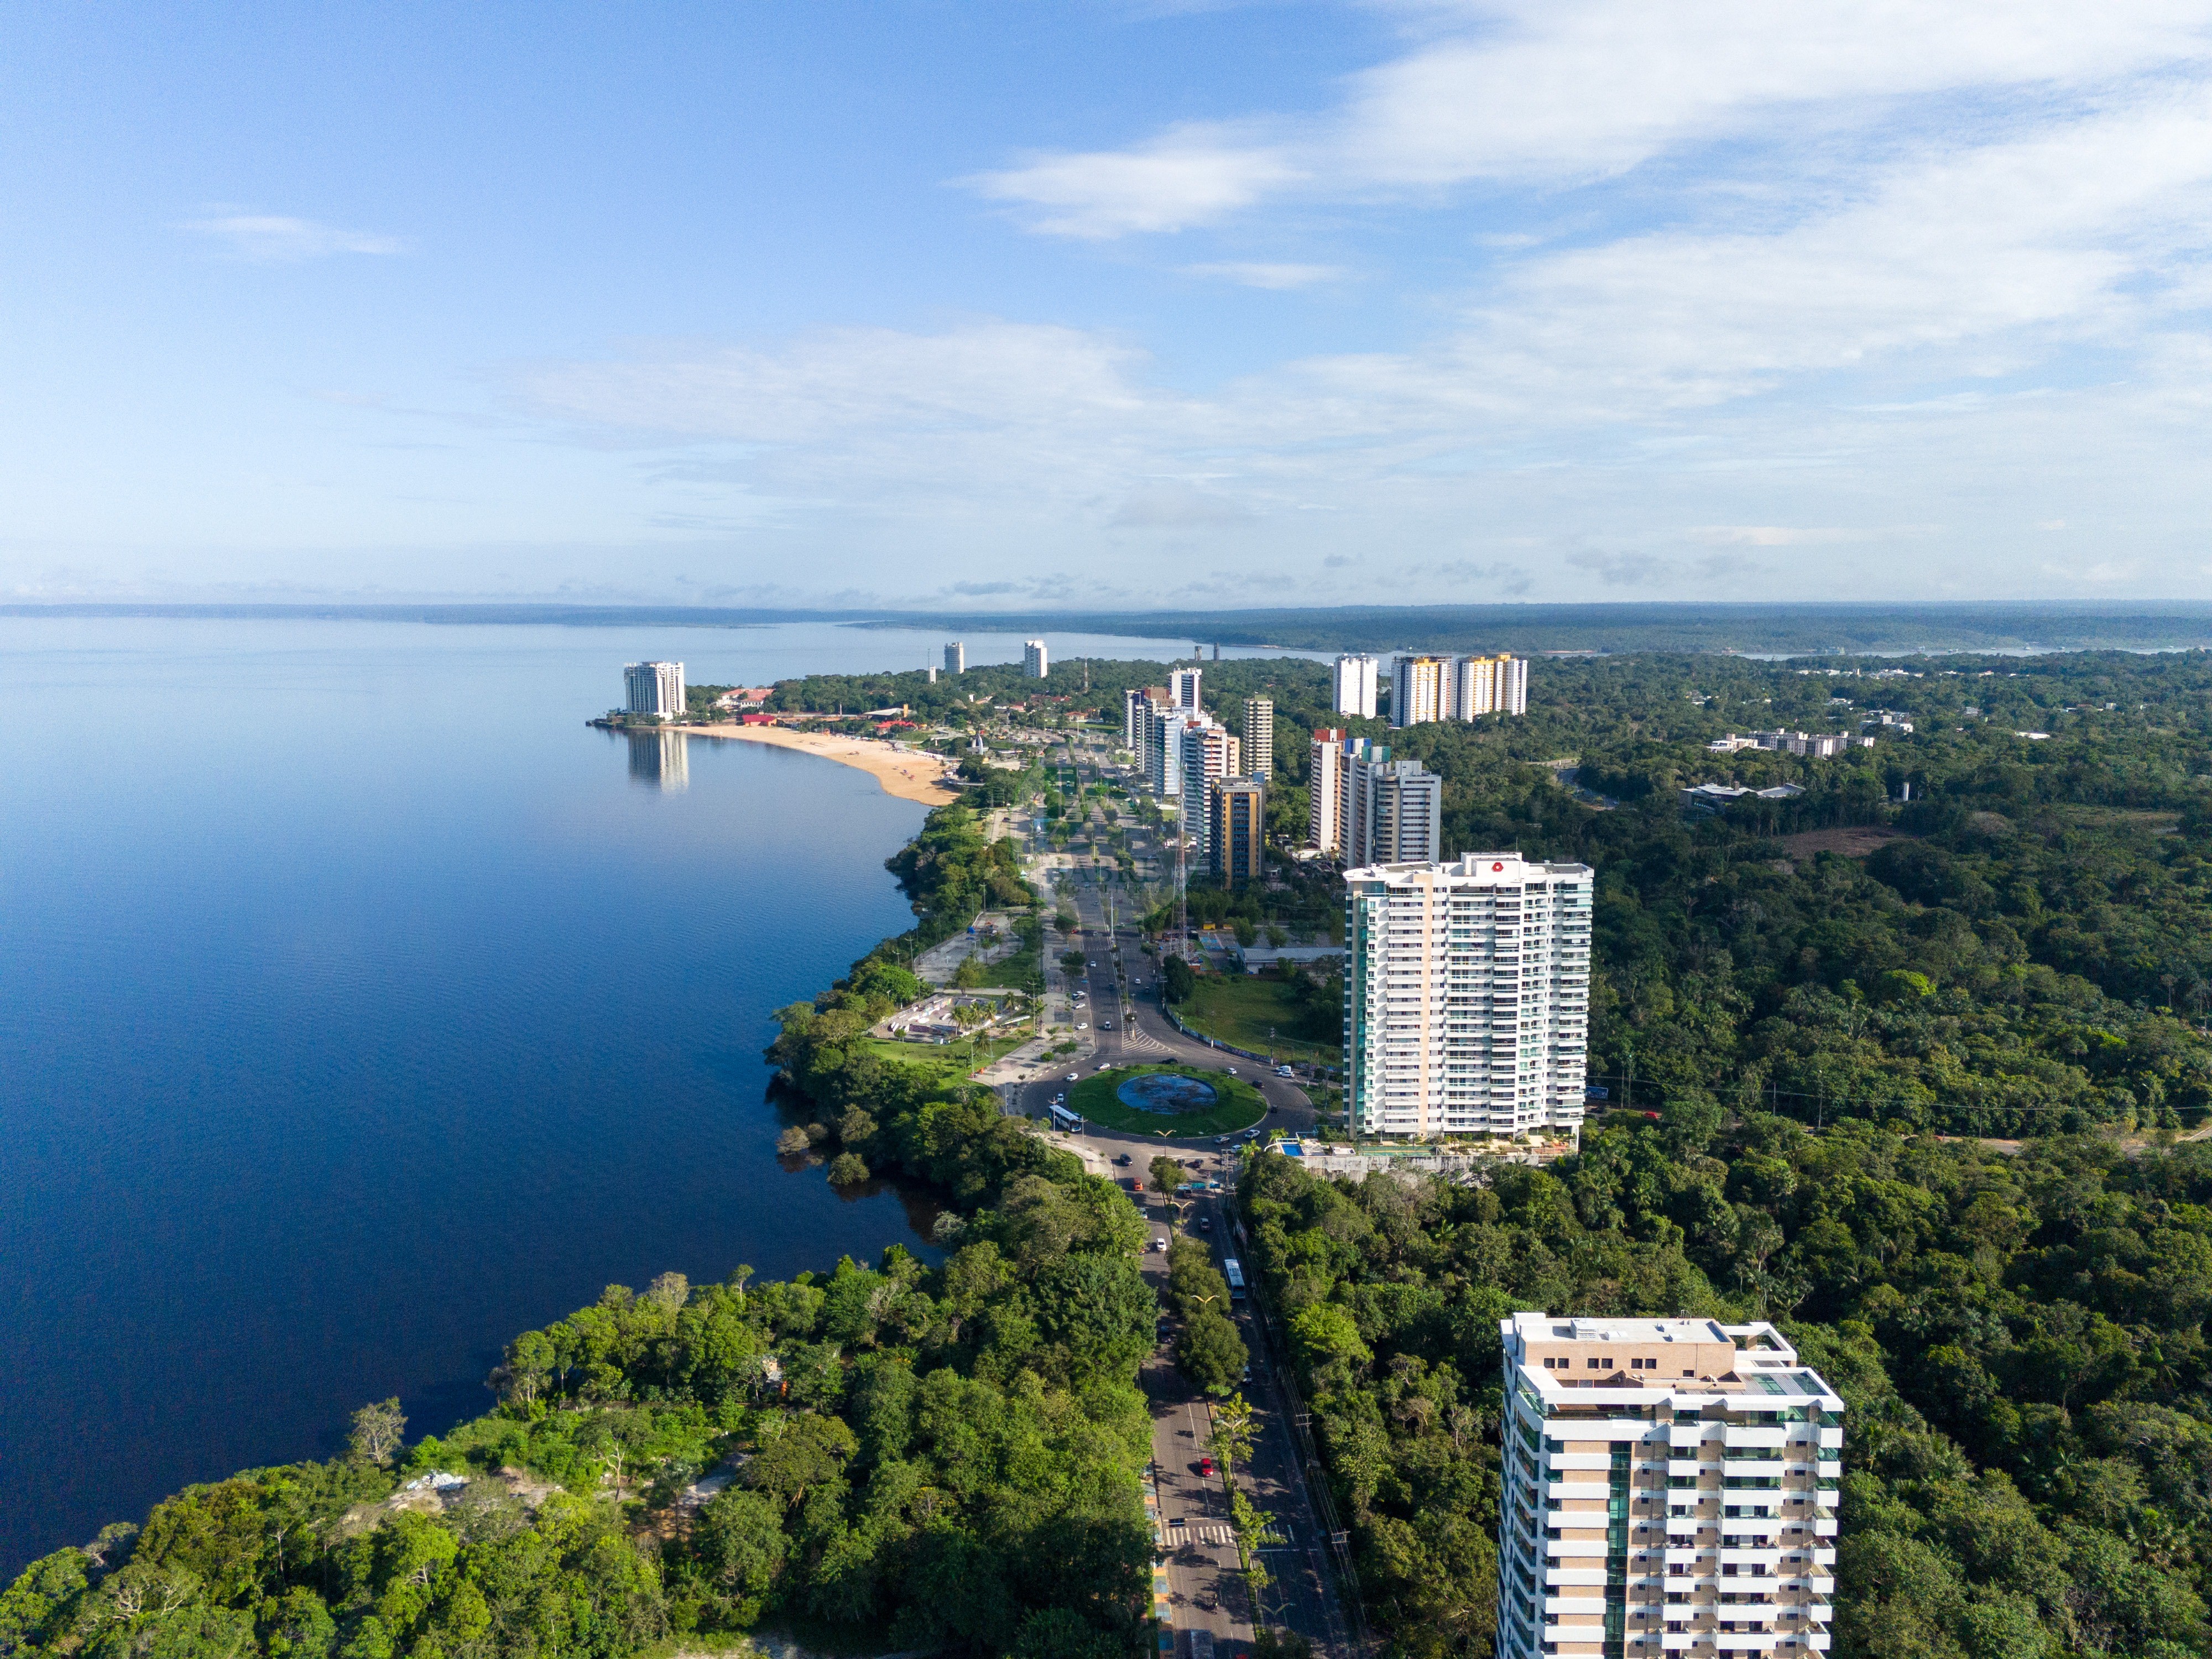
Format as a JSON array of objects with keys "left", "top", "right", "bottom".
[{"left": 1002, "top": 761, "right": 1348, "bottom": 1657}]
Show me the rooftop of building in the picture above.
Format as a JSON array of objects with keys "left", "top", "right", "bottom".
[
  {"left": 1502, "top": 1312, "right": 1842, "bottom": 1409},
  {"left": 1345, "top": 851, "right": 1595, "bottom": 884}
]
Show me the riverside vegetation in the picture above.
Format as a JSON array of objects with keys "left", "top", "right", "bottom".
[
  {"left": 1, "top": 792, "right": 1166, "bottom": 1659},
  {"left": 14, "top": 649, "right": 2212, "bottom": 1659}
]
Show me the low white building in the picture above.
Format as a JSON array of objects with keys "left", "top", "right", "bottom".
[
  {"left": 1708, "top": 731, "right": 1872, "bottom": 757},
  {"left": 1681, "top": 782, "right": 1804, "bottom": 813},
  {"left": 1493, "top": 1313, "right": 1841, "bottom": 1659}
]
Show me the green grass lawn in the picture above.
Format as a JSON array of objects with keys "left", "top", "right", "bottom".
[
  {"left": 1176, "top": 974, "right": 1341, "bottom": 1065},
  {"left": 1067, "top": 1063, "right": 1268, "bottom": 1138},
  {"left": 863, "top": 1034, "right": 1026, "bottom": 1087}
]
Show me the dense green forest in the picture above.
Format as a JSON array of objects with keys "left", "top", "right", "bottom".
[
  {"left": 1243, "top": 1114, "right": 2212, "bottom": 1659},
  {"left": 794, "top": 649, "right": 2212, "bottom": 1139}
]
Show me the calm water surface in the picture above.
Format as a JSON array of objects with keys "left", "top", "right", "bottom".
[{"left": 0, "top": 615, "right": 1241, "bottom": 1575}]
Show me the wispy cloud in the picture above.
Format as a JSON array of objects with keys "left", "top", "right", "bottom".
[
  {"left": 973, "top": 1, "right": 2212, "bottom": 237},
  {"left": 182, "top": 214, "right": 408, "bottom": 262},
  {"left": 1182, "top": 261, "right": 1349, "bottom": 289},
  {"left": 967, "top": 128, "right": 1296, "bottom": 238},
  {"left": 502, "top": 4, "right": 2212, "bottom": 604}
]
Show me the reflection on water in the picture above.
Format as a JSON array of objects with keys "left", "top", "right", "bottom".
[{"left": 626, "top": 728, "right": 688, "bottom": 791}]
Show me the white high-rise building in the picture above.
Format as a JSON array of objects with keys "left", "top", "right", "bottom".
[
  {"left": 1023, "top": 639, "right": 1048, "bottom": 678},
  {"left": 1391, "top": 653, "right": 1529, "bottom": 725},
  {"left": 944, "top": 641, "right": 966, "bottom": 675},
  {"left": 623, "top": 660, "right": 686, "bottom": 720},
  {"left": 1342, "top": 742, "right": 1443, "bottom": 868},
  {"left": 1241, "top": 697, "right": 1273, "bottom": 780},
  {"left": 1390, "top": 656, "right": 1453, "bottom": 727},
  {"left": 1147, "top": 707, "right": 1197, "bottom": 797},
  {"left": 1308, "top": 728, "right": 1347, "bottom": 855},
  {"left": 1179, "top": 722, "right": 1240, "bottom": 862},
  {"left": 1493, "top": 1314, "right": 1841, "bottom": 1659},
  {"left": 1454, "top": 653, "right": 1530, "bottom": 717},
  {"left": 1125, "top": 686, "right": 1169, "bottom": 751},
  {"left": 1331, "top": 654, "right": 1379, "bottom": 719},
  {"left": 1170, "top": 666, "right": 1204, "bottom": 712},
  {"left": 1343, "top": 851, "right": 1592, "bottom": 1138}
]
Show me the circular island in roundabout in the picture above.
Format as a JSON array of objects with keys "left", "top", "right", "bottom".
[{"left": 1066, "top": 1063, "right": 1269, "bottom": 1138}]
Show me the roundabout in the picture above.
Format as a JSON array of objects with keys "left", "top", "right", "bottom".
[{"left": 1067, "top": 1063, "right": 1268, "bottom": 1138}]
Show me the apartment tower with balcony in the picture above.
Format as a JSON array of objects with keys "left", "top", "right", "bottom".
[
  {"left": 1343, "top": 851, "right": 1591, "bottom": 1137},
  {"left": 1493, "top": 1314, "right": 1841, "bottom": 1659}
]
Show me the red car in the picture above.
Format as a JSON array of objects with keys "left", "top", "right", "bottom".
[{"left": 1198, "top": 1456, "right": 1216, "bottom": 1477}]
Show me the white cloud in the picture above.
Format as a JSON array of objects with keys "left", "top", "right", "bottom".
[
  {"left": 182, "top": 214, "right": 408, "bottom": 261},
  {"left": 1182, "top": 260, "right": 1349, "bottom": 288},
  {"left": 967, "top": 128, "right": 1297, "bottom": 238},
  {"left": 500, "top": 6, "right": 2212, "bottom": 605},
  {"left": 975, "top": 1, "right": 2212, "bottom": 235}
]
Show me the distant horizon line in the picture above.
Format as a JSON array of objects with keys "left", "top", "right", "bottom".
[{"left": 10, "top": 598, "right": 2212, "bottom": 659}]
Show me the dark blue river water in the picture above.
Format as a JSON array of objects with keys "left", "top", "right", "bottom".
[{"left": 0, "top": 615, "right": 1218, "bottom": 1577}]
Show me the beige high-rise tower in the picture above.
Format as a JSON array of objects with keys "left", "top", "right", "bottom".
[
  {"left": 1493, "top": 1314, "right": 1841, "bottom": 1659},
  {"left": 1240, "top": 697, "right": 1273, "bottom": 779}
]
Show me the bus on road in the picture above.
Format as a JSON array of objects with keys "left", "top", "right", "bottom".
[{"left": 1223, "top": 1258, "right": 1245, "bottom": 1302}]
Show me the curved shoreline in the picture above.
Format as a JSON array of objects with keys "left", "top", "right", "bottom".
[{"left": 677, "top": 722, "right": 963, "bottom": 805}]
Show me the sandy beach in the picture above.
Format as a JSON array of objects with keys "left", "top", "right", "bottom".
[{"left": 681, "top": 722, "right": 963, "bottom": 806}]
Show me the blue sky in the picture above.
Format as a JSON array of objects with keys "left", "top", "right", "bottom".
[{"left": 5, "top": 1, "right": 2211, "bottom": 607}]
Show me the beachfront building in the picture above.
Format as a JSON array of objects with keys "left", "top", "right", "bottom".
[
  {"left": 1332, "top": 654, "right": 1379, "bottom": 719},
  {"left": 1179, "top": 721, "right": 1240, "bottom": 863},
  {"left": 1308, "top": 728, "right": 1346, "bottom": 855},
  {"left": 1241, "top": 697, "right": 1274, "bottom": 780},
  {"left": 943, "top": 641, "right": 965, "bottom": 675},
  {"left": 1343, "top": 851, "right": 1593, "bottom": 1138},
  {"left": 1492, "top": 1313, "right": 1841, "bottom": 1659},
  {"left": 1210, "top": 779, "right": 1266, "bottom": 885},
  {"left": 623, "top": 660, "right": 686, "bottom": 720},
  {"left": 1023, "top": 639, "right": 1048, "bottom": 678}
]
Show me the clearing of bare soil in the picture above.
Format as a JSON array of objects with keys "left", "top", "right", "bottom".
[{"left": 1773, "top": 825, "right": 1911, "bottom": 859}]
